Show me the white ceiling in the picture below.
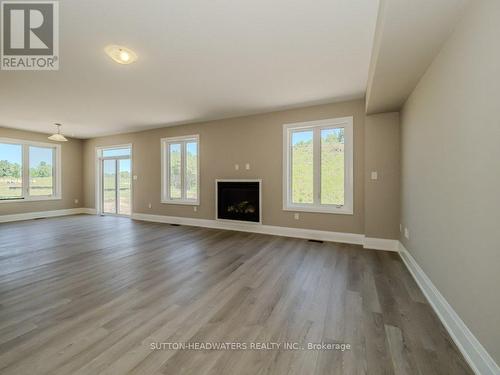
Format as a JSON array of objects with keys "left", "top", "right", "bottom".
[
  {"left": 0, "top": 0, "right": 379, "bottom": 138},
  {"left": 365, "top": 0, "right": 469, "bottom": 114}
]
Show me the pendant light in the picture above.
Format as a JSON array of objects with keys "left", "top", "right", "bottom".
[{"left": 48, "top": 123, "right": 68, "bottom": 142}]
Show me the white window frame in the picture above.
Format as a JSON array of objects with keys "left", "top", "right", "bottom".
[
  {"left": 282, "top": 116, "right": 353, "bottom": 215},
  {"left": 161, "top": 134, "right": 200, "bottom": 205},
  {"left": 0, "top": 137, "right": 62, "bottom": 203}
]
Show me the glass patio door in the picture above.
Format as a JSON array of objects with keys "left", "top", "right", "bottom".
[
  {"left": 102, "top": 159, "right": 117, "bottom": 214},
  {"left": 100, "top": 147, "right": 131, "bottom": 216},
  {"left": 118, "top": 159, "right": 131, "bottom": 215}
]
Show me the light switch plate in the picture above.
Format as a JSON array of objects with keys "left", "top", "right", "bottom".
[
  {"left": 371, "top": 171, "right": 378, "bottom": 180},
  {"left": 245, "top": 163, "right": 250, "bottom": 170},
  {"left": 235, "top": 164, "right": 239, "bottom": 170},
  {"left": 133, "top": 175, "right": 138, "bottom": 180},
  {"left": 294, "top": 213, "right": 299, "bottom": 220}
]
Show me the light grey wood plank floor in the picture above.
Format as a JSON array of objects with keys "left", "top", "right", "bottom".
[{"left": 0, "top": 215, "right": 473, "bottom": 375}]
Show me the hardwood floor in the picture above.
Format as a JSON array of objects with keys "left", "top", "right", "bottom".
[{"left": 0, "top": 215, "right": 472, "bottom": 375}]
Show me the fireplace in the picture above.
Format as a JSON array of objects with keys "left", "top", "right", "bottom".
[{"left": 216, "top": 180, "right": 261, "bottom": 223}]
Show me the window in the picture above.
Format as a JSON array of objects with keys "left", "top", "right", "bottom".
[
  {"left": 0, "top": 138, "right": 61, "bottom": 202},
  {"left": 0, "top": 143, "right": 22, "bottom": 200},
  {"left": 161, "top": 135, "right": 199, "bottom": 205},
  {"left": 283, "top": 117, "right": 353, "bottom": 214},
  {"left": 29, "top": 146, "right": 55, "bottom": 196},
  {"left": 102, "top": 147, "right": 131, "bottom": 158}
]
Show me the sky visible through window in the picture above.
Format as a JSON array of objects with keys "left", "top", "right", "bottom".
[
  {"left": 0, "top": 144, "right": 54, "bottom": 166},
  {"left": 102, "top": 148, "right": 131, "bottom": 157},
  {"left": 119, "top": 159, "right": 130, "bottom": 170},
  {"left": 101, "top": 148, "right": 131, "bottom": 170},
  {"left": 30, "top": 147, "right": 53, "bottom": 166},
  {"left": 0, "top": 143, "right": 22, "bottom": 164},
  {"left": 291, "top": 131, "right": 312, "bottom": 145}
]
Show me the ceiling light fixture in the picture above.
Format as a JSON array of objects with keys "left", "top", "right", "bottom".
[
  {"left": 105, "top": 45, "right": 138, "bottom": 65},
  {"left": 48, "top": 123, "right": 68, "bottom": 142}
]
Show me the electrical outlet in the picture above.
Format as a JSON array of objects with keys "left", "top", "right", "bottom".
[
  {"left": 235, "top": 164, "right": 239, "bottom": 170},
  {"left": 245, "top": 163, "right": 250, "bottom": 170},
  {"left": 193, "top": 206, "right": 197, "bottom": 212},
  {"left": 404, "top": 227, "right": 410, "bottom": 240},
  {"left": 133, "top": 175, "right": 138, "bottom": 180},
  {"left": 294, "top": 213, "right": 300, "bottom": 220},
  {"left": 74, "top": 199, "right": 79, "bottom": 204},
  {"left": 148, "top": 203, "right": 152, "bottom": 209},
  {"left": 371, "top": 171, "right": 378, "bottom": 180}
]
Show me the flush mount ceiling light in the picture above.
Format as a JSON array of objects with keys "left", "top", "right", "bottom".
[
  {"left": 48, "top": 123, "right": 68, "bottom": 142},
  {"left": 105, "top": 45, "right": 138, "bottom": 65}
]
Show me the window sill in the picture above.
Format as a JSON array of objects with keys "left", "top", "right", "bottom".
[
  {"left": 283, "top": 204, "right": 353, "bottom": 215},
  {"left": 161, "top": 199, "right": 199, "bottom": 206},
  {"left": 0, "top": 196, "right": 62, "bottom": 204}
]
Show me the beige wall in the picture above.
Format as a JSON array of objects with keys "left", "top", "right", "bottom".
[
  {"left": 84, "top": 100, "right": 371, "bottom": 234},
  {"left": 0, "top": 127, "right": 83, "bottom": 215},
  {"left": 400, "top": 0, "right": 500, "bottom": 364},
  {"left": 365, "top": 112, "right": 400, "bottom": 239},
  {"left": 1, "top": 99, "right": 399, "bottom": 239}
]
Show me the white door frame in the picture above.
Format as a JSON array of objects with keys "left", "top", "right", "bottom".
[{"left": 95, "top": 144, "right": 133, "bottom": 216}]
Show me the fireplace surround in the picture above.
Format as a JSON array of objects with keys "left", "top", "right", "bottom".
[{"left": 216, "top": 179, "right": 262, "bottom": 224}]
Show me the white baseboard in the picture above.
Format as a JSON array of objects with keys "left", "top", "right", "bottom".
[
  {"left": 399, "top": 242, "right": 500, "bottom": 375},
  {"left": 0, "top": 209, "right": 399, "bottom": 251},
  {"left": 0, "top": 208, "right": 93, "bottom": 223},
  {"left": 80, "top": 208, "right": 97, "bottom": 215},
  {"left": 131, "top": 212, "right": 399, "bottom": 251},
  {"left": 363, "top": 237, "right": 399, "bottom": 251}
]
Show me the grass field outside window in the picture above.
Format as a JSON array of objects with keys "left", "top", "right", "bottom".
[{"left": 284, "top": 117, "right": 353, "bottom": 214}]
